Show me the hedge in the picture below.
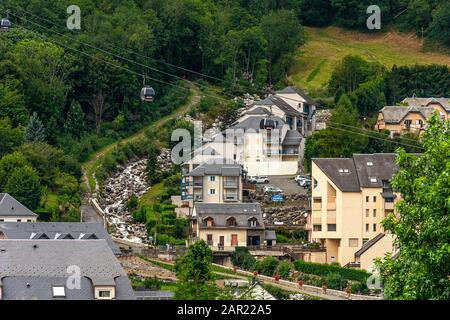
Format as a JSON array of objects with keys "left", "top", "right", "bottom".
[{"left": 294, "top": 260, "right": 370, "bottom": 283}]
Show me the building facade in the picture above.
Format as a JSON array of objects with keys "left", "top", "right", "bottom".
[{"left": 307, "top": 154, "right": 399, "bottom": 270}]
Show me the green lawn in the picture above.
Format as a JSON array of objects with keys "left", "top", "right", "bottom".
[
  {"left": 138, "top": 182, "right": 165, "bottom": 206},
  {"left": 290, "top": 26, "right": 450, "bottom": 90}
]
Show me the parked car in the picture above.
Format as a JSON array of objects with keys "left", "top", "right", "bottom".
[
  {"left": 302, "top": 180, "right": 312, "bottom": 189},
  {"left": 248, "top": 175, "right": 269, "bottom": 184},
  {"left": 294, "top": 174, "right": 310, "bottom": 183},
  {"left": 298, "top": 178, "right": 312, "bottom": 187},
  {"left": 264, "top": 185, "right": 283, "bottom": 194}
]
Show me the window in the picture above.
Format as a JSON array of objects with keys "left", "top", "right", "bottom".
[
  {"left": 327, "top": 224, "right": 336, "bottom": 232},
  {"left": 52, "top": 286, "right": 66, "bottom": 298},
  {"left": 373, "top": 209, "right": 377, "bottom": 217},
  {"left": 206, "top": 234, "right": 213, "bottom": 245},
  {"left": 209, "top": 176, "right": 216, "bottom": 182},
  {"left": 366, "top": 196, "right": 369, "bottom": 203},
  {"left": 248, "top": 218, "right": 258, "bottom": 227},
  {"left": 313, "top": 224, "right": 322, "bottom": 232},
  {"left": 373, "top": 224, "right": 377, "bottom": 232},
  {"left": 366, "top": 224, "right": 369, "bottom": 232},
  {"left": 369, "top": 177, "right": 377, "bottom": 183},
  {"left": 209, "top": 189, "right": 216, "bottom": 195},
  {"left": 313, "top": 197, "right": 322, "bottom": 209},
  {"left": 231, "top": 234, "right": 238, "bottom": 246},
  {"left": 0, "top": 219, "right": 4, "bottom": 222},
  {"left": 17, "top": 219, "right": 21, "bottom": 222},
  {"left": 99, "top": 290, "right": 111, "bottom": 298},
  {"left": 348, "top": 238, "right": 359, "bottom": 247},
  {"left": 365, "top": 209, "right": 369, "bottom": 217},
  {"left": 373, "top": 196, "right": 377, "bottom": 202},
  {"left": 313, "top": 178, "right": 318, "bottom": 189},
  {"left": 27, "top": 219, "right": 32, "bottom": 222},
  {"left": 205, "top": 217, "right": 214, "bottom": 227},
  {"left": 226, "top": 217, "right": 237, "bottom": 227}
]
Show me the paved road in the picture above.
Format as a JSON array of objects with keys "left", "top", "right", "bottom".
[
  {"left": 257, "top": 175, "right": 307, "bottom": 195},
  {"left": 80, "top": 204, "right": 103, "bottom": 223}
]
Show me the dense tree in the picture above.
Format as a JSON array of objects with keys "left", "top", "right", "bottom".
[
  {"left": 296, "top": 0, "right": 334, "bottom": 27},
  {"left": 377, "top": 113, "right": 450, "bottom": 299},
  {"left": 0, "top": 118, "right": 24, "bottom": 157},
  {"left": 426, "top": 2, "right": 450, "bottom": 47},
  {"left": 64, "top": 102, "right": 86, "bottom": 138},
  {"left": 4, "top": 165, "right": 42, "bottom": 210},
  {"left": 0, "top": 152, "right": 29, "bottom": 190},
  {"left": 0, "top": 79, "right": 28, "bottom": 126}
]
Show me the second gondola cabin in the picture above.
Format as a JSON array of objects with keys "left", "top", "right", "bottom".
[
  {"left": 0, "top": 18, "right": 11, "bottom": 31},
  {"left": 140, "top": 86, "right": 155, "bottom": 102}
]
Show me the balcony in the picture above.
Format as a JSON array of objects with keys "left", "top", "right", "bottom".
[
  {"left": 223, "top": 180, "right": 238, "bottom": 188},
  {"left": 194, "top": 195, "right": 203, "bottom": 202},
  {"left": 326, "top": 210, "right": 336, "bottom": 224},
  {"left": 224, "top": 194, "right": 239, "bottom": 202},
  {"left": 384, "top": 202, "right": 394, "bottom": 210},
  {"left": 193, "top": 181, "right": 203, "bottom": 188},
  {"left": 312, "top": 216, "right": 321, "bottom": 224},
  {"left": 327, "top": 202, "right": 336, "bottom": 210}
]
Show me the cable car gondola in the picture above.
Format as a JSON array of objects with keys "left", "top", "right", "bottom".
[
  {"left": 140, "top": 77, "right": 155, "bottom": 102},
  {"left": 1, "top": 11, "right": 11, "bottom": 31}
]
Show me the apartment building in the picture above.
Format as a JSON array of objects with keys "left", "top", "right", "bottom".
[
  {"left": 0, "top": 240, "right": 135, "bottom": 300},
  {"left": 190, "top": 203, "right": 271, "bottom": 252},
  {"left": 376, "top": 106, "right": 434, "bottom": 136},
  {"left": 376, "top": 97, "right": 450, "bottom": 137},
  {"left": 180, "top": 158, "right": 243, "bottom": 210},
  {"left": 0, "top": 193, "right": 38, "bottom": 222},
  {"left": 308, "top": 154, "right": 399, "bottom": 270}
]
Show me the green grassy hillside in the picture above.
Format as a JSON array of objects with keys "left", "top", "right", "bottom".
[{"left": 289, "top": 27, "right": 450, "bottom": 90}]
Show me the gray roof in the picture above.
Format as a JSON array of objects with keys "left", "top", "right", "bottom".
[
  {"left": 282, "top": 129, "right": 302, "bottom": 146},
  {"left": 0, "top": 193, "right": 38, "bottom": 218},
  {"left": 403, "top": 97, "right": 450, "bottom": 111},
  {"left": 275, "top": 86, "right": 317, "bottom": 105},
  {"left": 264, "top": 230, "right": 276, "bottom": 240},
  {"left": 244, "top": 107, "right": 271, "bottom": 116},
  {"left": 252, "top": 95, "right": 301, "bottom": 116},
  {"left": 354, "top": 233, "right": 385, "bottom": 257},
  {"left": 313, "top": 154, "right": 399, "bottom": 192},
  {"left": 0, "top": 222, "right": 121, "bottom": 255},
  {"left": 194, "top": 203, "right": 264, "bottom": 229},
  {"left": 188, "top": 158, "right": 242, "bottom": 177},
  {"left": 0, "top": 240, "right": 135, "bottom": 300},
  {"left": 379, "top": 106, "right": 434, "bottom": 124},
  {"left": 231, "top": 115, "right": 286, "bottom": 132}
]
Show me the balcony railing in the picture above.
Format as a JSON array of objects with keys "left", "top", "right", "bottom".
[
  {"left": 223, "top": 180, "right": 238, "bottom": 188},
  {"left": 224, "top": 194, "right": 239, "bottom": 201},
  {"left": 384, "top": 202, "right": 394, "bottom": 210},
  {"left": 327, "top": 202, "right": 336, "bottom": 210},
  {"left": 193, "top": 181, "right": 203, "bottom": 188}
]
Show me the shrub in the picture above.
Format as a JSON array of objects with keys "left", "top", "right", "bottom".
[
  {"left": 294, "top": 260, "right": 370, "bottom": 283},
  {"left": 258, "top": 256, "right": 279, "bottom": 277},
  {"left": 324, "top": 273, "right": 348, "bottom": 290},
  {"left": 351, "top": 282, "right": 369, "bottom": 295},
  {"left": 277, "top": 261, "right": 294, "bottom": 279},
  {"left": 231, "top": 247, "right": 256, "bottom": 271}
]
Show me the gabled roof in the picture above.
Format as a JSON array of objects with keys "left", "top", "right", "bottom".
[
  {"left": 313, "top": 154, "right": 400, "bottom": 192},
  {"left": 0, "top": 193, "right": 38, "bottom": 218},
  {"left": 282, "top": 129, "right": 302, "bottom": 146},
  {"left": 187, "top": 158, "right": 242, "bottom": 177},
  {"left": 0, "top": 240, "right": 135, "bottom": 300},
  {"left": 379, "top": 106, "right": 435, "bottom": 124},
  {"left": 354, "top": 233, "right": 385, "bottom": 257},
  {"left": 230, "top": 115, "right": 286, "bottom": 132},
  {"left": 244, "top": 107, "right": 271, "bottom": 116},
  {"left": 252, "top": 95, "right": 301, "bottom": 116},
  {"left": 194, "top": 203, "right": 264, "bottom": 229},
  {"left": 276, "top": 86, "right": 317, "bottom": 105},
  {"left": 0, "top": 222, "right": 120, "bottom": 254},
  {"left": 403, "top": 97, "right": 450, "bottom": 111}
]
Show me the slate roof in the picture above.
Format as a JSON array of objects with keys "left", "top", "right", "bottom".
[
  {"left": 403, "top": 97, "right": 450, "bottom": 111},
  {"left": 313, "top": 154, "right": 399, "bottom": 192},
  {"left": 379, "top": 106, "right": 434, "bottom": 124},
  {"left": 252, "top": 95, "right": 301, "bottom": 116},
  {"left": 230, "top": 115, "right": 286, "bottom": 132},
  {"left": 282, "top": 129, "right": 302, "bottom": 146},
  {"left": 0, "top": 240, "right": 135, "bottom": 300},
  {"left": 244, "top": 107, "right": 271, "bottom": 115},
  {"left": 354, "top": 233, "right": 385, "bottom": 257},
  {"left": 0, "top": 193, "right": 38, "bottom": 218},
  {"left": 0, "top": 222, "right": 121, "bottom": 255},
  {"left": 187, "top": 158, "right": 242, "bottom": 177},
  {"left": 194, "top": 203, "right": 264, "bottom": 229},
  {"left": 275, "top": 86, "right": 317, "bottom": 105}
]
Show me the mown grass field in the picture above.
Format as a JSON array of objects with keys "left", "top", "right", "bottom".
[{"left": 289, "top": 27, "right": 450, "bottom": 90}]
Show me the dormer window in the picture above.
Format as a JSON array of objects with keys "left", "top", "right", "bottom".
[
  {"left": 367, "top": 162, "right": 373, "bottom": 166},
  {"left": 370, "top": 178, "right": 377, "bottom": 183},
  {"left": 248, "top": 217, "right": 258, "bottom": 227},
  {"left": 226, "top": 217, "right": 237, "bottom": 227},
  {"left": 204, "top": 217, "right": 214, "bottom": 227},
  {"left": 95, "top": 287, "right": 115, "bottom": 300}
]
